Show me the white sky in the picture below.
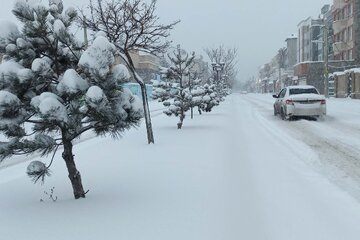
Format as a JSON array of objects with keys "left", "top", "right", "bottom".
[{"left": 0, "top": 0, "right": 331, "bottom": 81}]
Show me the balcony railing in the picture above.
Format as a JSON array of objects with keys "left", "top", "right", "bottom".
[
  {"left": 333, "top": 0, "right": 348, "bottom": 10},
  {"left": 333, "top": 41, "right": 348, "bottom": 55},
  {"left": 333, "top": 18, "right": 350, "bottom": 34}
]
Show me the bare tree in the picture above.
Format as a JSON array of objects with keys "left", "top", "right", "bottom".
[
  {"left": 82, "top": 0, "right": 180, "bottom": 144},
  {"left": 204, "top": 45, "right": 238, "bottom": 88},
  {"left": 277, "top": 47, "right": 287, "bottom": 89}
]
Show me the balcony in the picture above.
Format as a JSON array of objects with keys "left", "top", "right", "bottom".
[
  {"left": 333, "top": 42, "right": 348, "bottom": 55},
  {"left": 333, "top": 18, "right": 350, "bottom": 34},
  {"left": 333, "top": 0, "right": 348, "bottom": 10}
]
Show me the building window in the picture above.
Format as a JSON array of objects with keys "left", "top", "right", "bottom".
[
  {"left": 348, "top": 4, "right": 353, "bottom": 17},
  {"left": 348, "top": 25, "right": 353, "bottom": 41}
]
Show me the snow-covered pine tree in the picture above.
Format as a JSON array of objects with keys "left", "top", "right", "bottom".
[
  {"left": 0, "top": 0, "right": 142, "bottom": 199},
  {"left": 199, "top": 84, "right": 220, "bottom": 112},
  {"left": 152, "top": 67, "right": 173, "bottom": 103},
  {"left": 161, "top": 47, "right": 195, "bottom": 129},
  {"left": 188, "top": 80, "right": 205, "bottom": 115}
]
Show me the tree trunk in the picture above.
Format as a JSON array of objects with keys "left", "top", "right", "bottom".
[
  {"left": 139, "top": 81, "right": 155, "bottom": 144},
  {"left": 62, "top": 139, "right": 86, "bottom": 199},
  {"left": 124, "top": 51, "right": 155, "bottom": 144},
  {"left": 177, "top": 110, "right": 185, "bottom": 129}
]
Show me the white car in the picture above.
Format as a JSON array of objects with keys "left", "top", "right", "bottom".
[{"left": 273, "top": 85, "right": 326, "bottom": 120}]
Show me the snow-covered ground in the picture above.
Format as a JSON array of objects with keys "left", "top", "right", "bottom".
[{"left": 2, "top": 93, "right": 360, "bottom": 240}]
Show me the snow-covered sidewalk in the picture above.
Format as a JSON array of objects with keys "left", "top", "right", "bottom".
[{"left": 1, "top": 94, "right": 360, "bottom": 240}]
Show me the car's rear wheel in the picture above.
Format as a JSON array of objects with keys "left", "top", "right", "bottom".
[
  {"left": 281, "top": 108, "right": 290, "bottom": 120},
  {"left": 280, "top": 108, "right": 286, "bottom": 120}
]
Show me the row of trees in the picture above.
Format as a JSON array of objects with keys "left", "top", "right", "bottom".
[
  {"left": 152, "top": 45, "right": 236, "bottom": 129},
  {"left": 0, "top": 0, "right": 237, "bottom": 199}
]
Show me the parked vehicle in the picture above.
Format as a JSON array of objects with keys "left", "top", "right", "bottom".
[{"left": 273, "top": 85, "right": 326, "bottom": 120}]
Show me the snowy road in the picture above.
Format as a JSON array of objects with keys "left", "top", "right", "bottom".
[
  {"left": 2, "top": 93, "right": 360, "bottom": 240},
  {"left": 220, "top": 93, "right": 360, "bottom": 239},
  {"left": 241, "top": 93, "right": 360, "bottom": 201}
]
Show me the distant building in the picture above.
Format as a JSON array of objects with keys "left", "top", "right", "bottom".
[
  {"left": 129, "top": 50, "right": 161, "bottom": 83},
  {"left": 285, "top": 35, "right": 297, "bottom": 68}
]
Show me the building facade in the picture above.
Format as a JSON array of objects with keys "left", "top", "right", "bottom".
[
  {"left": 297, "top": 17, "right": 325, "bottom": 63},
  {"left": 332, "top": 0, "right": 355, "bottom": 61},
  {"left": 285, "top": 35, "right": 298, "bottom": 68},
  {"left": 129, "top": 51, "right": 161, "bottom": 83}
]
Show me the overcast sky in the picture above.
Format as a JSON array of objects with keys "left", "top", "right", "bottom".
[{"left": 0, "top": 0, "right": 330, "bottom": 81}]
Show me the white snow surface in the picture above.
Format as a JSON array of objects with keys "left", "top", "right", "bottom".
[{"left": 1, "top": 94, "right": 360, "bottom": 239}]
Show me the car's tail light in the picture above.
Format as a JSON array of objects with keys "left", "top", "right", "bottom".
[
  {"left": 286, "top": 99, "right": 294, "bottom": 105},
  {"left": 320, "top": 99, "right": 326, "bottom": 105}
]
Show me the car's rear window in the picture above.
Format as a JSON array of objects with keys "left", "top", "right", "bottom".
[{"left": 289, "top": 88, "right": 318, "bottom": 95}]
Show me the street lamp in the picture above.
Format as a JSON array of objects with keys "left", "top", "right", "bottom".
[
  {"left": 311, "top": 25, "right": 329, "bottom": 97},
  {"left": 211, "top": 61, "right": 225, "bottom": 84}
]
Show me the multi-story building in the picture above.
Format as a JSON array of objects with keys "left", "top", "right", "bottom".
[
  {"left": 332, "top": 0, "right": 355, "bottom": 62},
  {"left": 317, "top": 4, "right": 334, "bottom": 61},
  {"left": 129, "top": 50, "right": 161, "bottom": 83},
  {"left": 297, "top": 17, "right": 325, "bottom": 62}
]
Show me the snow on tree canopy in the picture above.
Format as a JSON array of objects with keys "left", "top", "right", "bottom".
[
  {"left": 112, "top": 64, "right": 131, "bottom": 82},
  {"left": 0, "top": 90, "right": 21, "bottom": 106},
  {"left": 49, "top": 0, "right": 63, "bottom": 12},
  {"left": 0, "top": 21, "right": 20, "bottom": 49},
  {"left": 0, "top": 61, "right": 24, "bottom": 82},
  {"left": 53, "top": 19, "right": 65, "bottom": 36},
  {"left": 95, "top": 31, "right": 107, "bottom": 38},
  {"left": 26, "top": 160, "right": 46, "bottom": 175},
  {"left": 39, "top": 97, "right": 68, "bottom": 123},
  {"left": 5, "top": 44, "right": 17, "bottom": 54},
  {"left": 0, "top": 90, "right": 22, "bottom": 121},
  {"left": 26, "top": 160, "right": 51, "bottom": 183},
  {"left": 78, "top": 36, "right": 116, "bottom": 79},
  {"left": 17, "top": 68, "right": 34, "bottom": 83},
  {"left": 121, "top": 88, "right": 143, "bottom": 114},
  {"left": 16, "top": 38, "right": 29, "bottom": 49},
  {"left": 31, "top": 58, "right": 51, "bottom": 75},
  {"left": 31, "top": 92, "right": 67, "bottom": 123},
  {"left": 86, "top": 86, "right": 106, "bottom": 108},
  {"left": 14, "top": 0, "right": 45, "bottom": 11},
  {"left": 57, "top": 69, "right": 89, "bottom": 94}
]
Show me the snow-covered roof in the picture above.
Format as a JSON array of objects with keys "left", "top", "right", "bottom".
[
  {"left": 287, "top": 85, "right": 315, "bottom": 89},
  {"left": 333, "top": 71, "right": 346, "bottom": 76}
]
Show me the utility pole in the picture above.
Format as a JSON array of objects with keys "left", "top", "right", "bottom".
[
  {"left": 83, "top": 17, "right": 88, "bottom": 48},
  {"left": 189, "top": 72, "right": 193, "bottom": 119},
  {"left": 324, "top": 26, "right": 329, "bottom": 98}
]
